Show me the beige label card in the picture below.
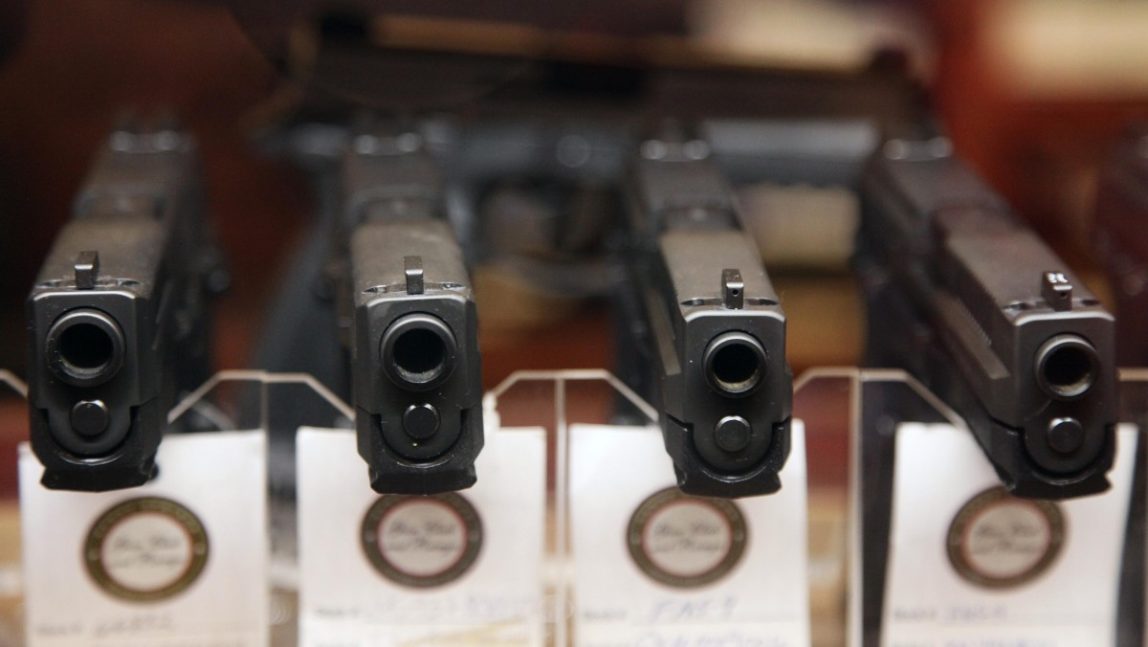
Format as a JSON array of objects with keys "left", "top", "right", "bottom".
[
  {"left": 570, "top": 421, "right": 810, "bottom": 646},
  {"left": 296, "top": 425, "right": 547, "bottom": 647},
  {"left": 881, "top": 423, "right": 1138, "bottom": 647},
  {"left": 20, "top": 431, "right": 269, "bottom": 647}
]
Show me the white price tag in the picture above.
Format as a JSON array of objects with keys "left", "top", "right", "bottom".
[
  {"left": 881, "top": 423, "right": 1138, "bottom": 647},
  {"left": 297, "top": 424, "right": 547, "bottom": 647},
  {"left": 20, "top": 431, "right": 269, "bottom": 647},
  {"left": 570, "top": 421, "right": 810, "bottom": 647}
]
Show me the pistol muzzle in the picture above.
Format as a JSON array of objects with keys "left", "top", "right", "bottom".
[
  {"left": 380, "top": 312, "right": 459, "bottom": 391},
  {"left": 1034, "top": 334, "right": 1100, "bottom": 401},
  {"left": 45, "top": 308, "right": 125, "bottom": 387},
  {"left": 703, "top": 331, "right": 766, "bottom": 397}
]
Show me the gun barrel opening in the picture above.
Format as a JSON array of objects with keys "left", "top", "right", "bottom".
[
  {"left": 381, "top": 313, "right": 458, "bottom": 390},
  {"left": 46, "top": 309, "right": 125, "bottom": 386},
  {"left": 1035, "top": 335, "right": 1099, "bottom": 400},
  {"left": 704, "top": 332, "right": 766, "bottom": 396}
]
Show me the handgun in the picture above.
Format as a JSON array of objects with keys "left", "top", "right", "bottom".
[
  {"left": 857, "top": 134, "right": 1117, "bottom": 499},
  {"left": 337, "top": 129, "right": 484, "bottom": 494},
  {"left": 622, "top": 127, "right": 793, "bottom": 498},
  {"left": 27, "top": 123, "right": 221, "bottom": 491}
]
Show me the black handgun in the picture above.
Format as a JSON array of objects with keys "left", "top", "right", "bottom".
[
  {"left": 857, "top": 134, "right": 1116, "bottom": 499},
  {"left": 623, "top": 128, "right": 793, "bottom": 498},
  {"left": 27, "top": 123, "right": 221, "bottom": 491},
  {"left": 337, "top": 129, "right": 484, "bottom": 494}
]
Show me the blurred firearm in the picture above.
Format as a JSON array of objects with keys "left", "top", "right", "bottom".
[
  {"left": 337, "top": 129, "right": 483, "bottom": 494},
  {"left": 623, "top": 127, "right": 793, "bottom": 498},
  {"left": 27, "top": 123, "right": 222, "bottom": 491},
  {"left": 1094, "top": 124, "right": 1148, "bottom": 365},
  {"left": 857, "top": 135, "right": 1116, "bottom": 499}
]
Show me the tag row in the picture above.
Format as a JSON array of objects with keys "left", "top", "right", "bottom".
[
  {"left": 20, "top": 422, "right": 810, "bottom": 647},
  {"left": 19, "top": 417, "right": 1143, "bottom": 647}
]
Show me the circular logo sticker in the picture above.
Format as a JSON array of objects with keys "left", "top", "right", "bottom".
[
  {"left": 947, "top": 486, "right": 1066, "bottom": 589},
  {"left": 626, "top": 487, "right": 748, "bottom": 588},
  {"left": 84, "top": 496, "right": 210, "bottom": 603},
  {"left": 360, "top": 493, "right": 483, "bottom": 588}
]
